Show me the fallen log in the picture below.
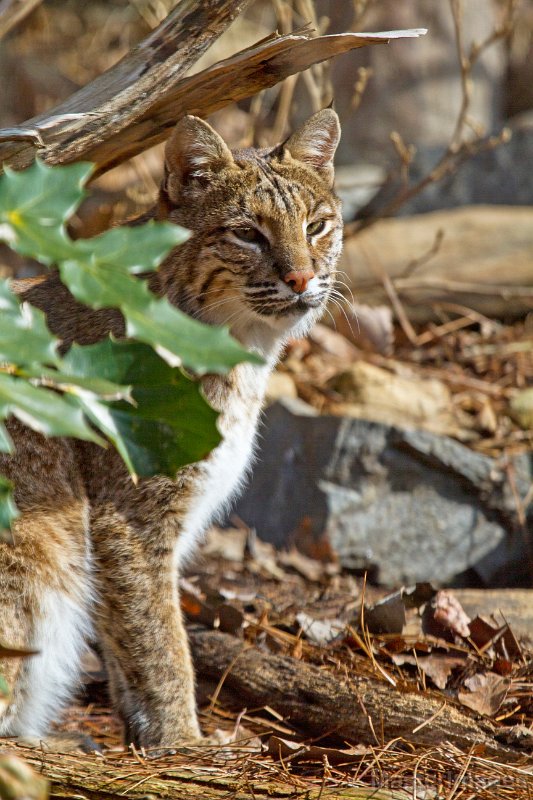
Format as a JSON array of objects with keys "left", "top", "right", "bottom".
[
  {"left": 189, "top": 627, "right": 512, "bottom": 756},
  {"left": 4, "top": 623, "right": 527, "bottom": 797},
  {"left": 4, "top": 744, "right": 410, "bottom": 800},
  {"left": 340, "top": 205, "right": 533, "bottom": 321}
]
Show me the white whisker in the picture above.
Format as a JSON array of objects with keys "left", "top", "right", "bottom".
[
  {"left": 328, "top": 294, "right": 358, "bottom": 340},
  {"left": 333, "top": 277, "right": 357, "bottom": 308},
  {"left": 193, "top": 296, "right": 239, "bottom": 320},
  {"left": 323, "top": 306, "right": 337, "bottom": 331}
]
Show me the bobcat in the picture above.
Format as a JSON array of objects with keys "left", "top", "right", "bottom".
[{"left": 0, "top": 109, "right": 342, "bottom": 748}]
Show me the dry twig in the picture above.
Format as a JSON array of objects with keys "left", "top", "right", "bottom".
[{"left": 344, "top": 0, "right": 518, "bottom": 237}]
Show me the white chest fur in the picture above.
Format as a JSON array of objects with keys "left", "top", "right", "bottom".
[{"left": 173, "top": 362, "right": 270, "bottom": 567}]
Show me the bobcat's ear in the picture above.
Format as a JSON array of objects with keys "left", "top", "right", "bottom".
[
  {"left": 165, "top": 115, "right": 234, "bottom": 188},
  {"left": 283, "top": 108, "right": 340, "bottom": 185}
]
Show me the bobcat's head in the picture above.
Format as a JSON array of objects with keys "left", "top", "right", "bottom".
[{"left": 156, "top": 110, "right": 343, "bottom": 353}]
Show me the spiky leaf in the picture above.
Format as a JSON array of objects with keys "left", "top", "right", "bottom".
[
  {"left": 77, "top": 221, "right": 190, "bottom": 273},
  {"left": 63, "top": 339, "right": 221, "bottom": 477},
  {"left": 0, "top": 280, "right": 60, "bottom": 367},
  {"left": 0, "top": 477, "right": 18, "bottom": 542},
  {"left": 57, "top": 262, "right": 261, "bottom": 373},
  {"left": 0, "top": 160, "right": 91, "bottom": 265},
  {"left": 0, "top": 159, "right": 260, "bottom": 373},
  {"left": 0, "top": 373, "right": 103, "bottom": 444},
  {"left": 0, "top": 159, "right": 91, "bottom": 225}
]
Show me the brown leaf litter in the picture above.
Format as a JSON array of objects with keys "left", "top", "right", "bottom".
[
  {"left": 28, "top": 526, "right": 531, "bottom": 799},
  {"left": 272, "top": 312, "right": 533, "bottom": 458}
]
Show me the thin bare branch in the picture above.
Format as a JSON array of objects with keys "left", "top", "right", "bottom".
[{"left": 344, "top": 0, "right": 518, "bottom": 238}]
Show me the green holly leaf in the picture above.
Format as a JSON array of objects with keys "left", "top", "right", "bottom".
[
  {"left": 63, "top": 339, "right": 221, "bottom": 477},
  {"left": 0, "top": 373, "right": 104, "bottom": 444},
  {"left": 23, "top": 365, "right": 132, "bottom": 402},
  {"left": 0, "top": 476, "right": 18, "bottom": 542},
  {"left": 0, "top": 159, "right": 92, "bottom": 225},
  {"left": 0, "top": 280, "right": 60, "bottom": 367},
  {"left": 78, "top": 220, "right": 190, "bottom": 273},
  {"left": 0, "top": 160, "right": 91, "bottom": 265},
  {"left": 0, "top": 158, "right": 261, "bottom": 374},
  {"left": 124, "top": 294, "right": 263, "bottom": 374},
  {"left": 0, "top": 423, "right": 13, "bottom": 454}
]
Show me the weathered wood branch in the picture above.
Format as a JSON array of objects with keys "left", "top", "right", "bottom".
[
  {"left": 188, "top": 627, "right": 512, "bottom": 756},
  {"left": 0, "top": 0, "right": 43, "bottom": 40},
  {"left": 0, "top": 11, "right": 426, "bottom": 175},
  {"left": 0, "top": 0, "right": 252, "bottom": 170},
  {"left": 87, "top": 28, "right": 427, "bottom": 174}
]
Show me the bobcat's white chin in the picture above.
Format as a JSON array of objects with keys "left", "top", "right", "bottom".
[{"left": 263, "top": 305, "right": 322, "bottom": 338}]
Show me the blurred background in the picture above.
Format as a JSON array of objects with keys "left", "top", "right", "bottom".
[{"left": 1, "top": 0, "right": 533, "bottom": 589}]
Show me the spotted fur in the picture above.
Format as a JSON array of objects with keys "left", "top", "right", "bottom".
[{"left": 0, "top": 110, "right": 343, "bottom": 748}]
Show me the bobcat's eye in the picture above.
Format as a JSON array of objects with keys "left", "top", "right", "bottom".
[
  {"left": 306, "top": 220, "right": 326, "bottom": 237},
  {"left": 233, "top": 227, "right": 264, "bottom": 244}
]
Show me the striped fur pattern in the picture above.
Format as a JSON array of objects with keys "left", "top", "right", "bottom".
[{"left": 0, "top": 110, "right": 343, "bottom": 748}]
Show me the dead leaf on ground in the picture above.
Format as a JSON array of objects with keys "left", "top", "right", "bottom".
[
  {"left": 423, "top": 590, "right": 471, "bottom": 639},
  {"left": 469, "top": 616, "right": 523, "bottom": 660},
  {"left": 296, "top": 611, "right": 345, "bottom": 646},
  {"left": 293, "top": 521, "right": 339, "bottom": 564},
  {"left": 277, "top": 547, "right": 337, "bottom": 582},
  {"left": 308, "top": 323, "right": 359, "bottom": 360},
  {"left": 268, "top": 735, "right": 370, "bottom": 765},
  {"left": 201, "top": 526, "right": 247, "bottom": 562},
  {"left": 457, "top": 672, "right": 511, "bottom": 716},
  {"left": 180, "top": 581, "right": 244, "bottom": 634},
  {"left": 495, "top": 724, "right": 533, "bottom": 751},
  {"left": 333, "top": 301, "right": 394, "bottom": 356},
  {"left": 365, "top": 591, "right": 406, "bottom": 634},
  {"left": 402, "top": 583, "right": 436, "bottom": 608},
  {"left": 392, "top": 652, "right": 466, "bottom": 690}
]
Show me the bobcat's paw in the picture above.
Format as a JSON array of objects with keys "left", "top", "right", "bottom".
[{"left": 145, "top": 729, "right": 237, "bottom": 760}]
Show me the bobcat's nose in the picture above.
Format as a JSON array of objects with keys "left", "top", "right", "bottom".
[{"left": 283, "top": 269, "right": 315, "bottom": 294}]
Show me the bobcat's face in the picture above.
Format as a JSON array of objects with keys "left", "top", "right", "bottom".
[{"left": 158, "top": 110, "right": 342, "bottom": 347}]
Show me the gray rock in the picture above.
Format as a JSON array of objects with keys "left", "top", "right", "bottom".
[{"left": 232, "top": 400, "right": 531, "bottom": 587}]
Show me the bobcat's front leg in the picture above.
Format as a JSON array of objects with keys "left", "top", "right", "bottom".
[{"left": 91, "top": 512, "right": 201, "bottom": 748}]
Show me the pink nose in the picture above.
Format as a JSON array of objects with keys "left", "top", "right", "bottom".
[{"left": 283, "top": 269, "right": 314, "bottom": 294}]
